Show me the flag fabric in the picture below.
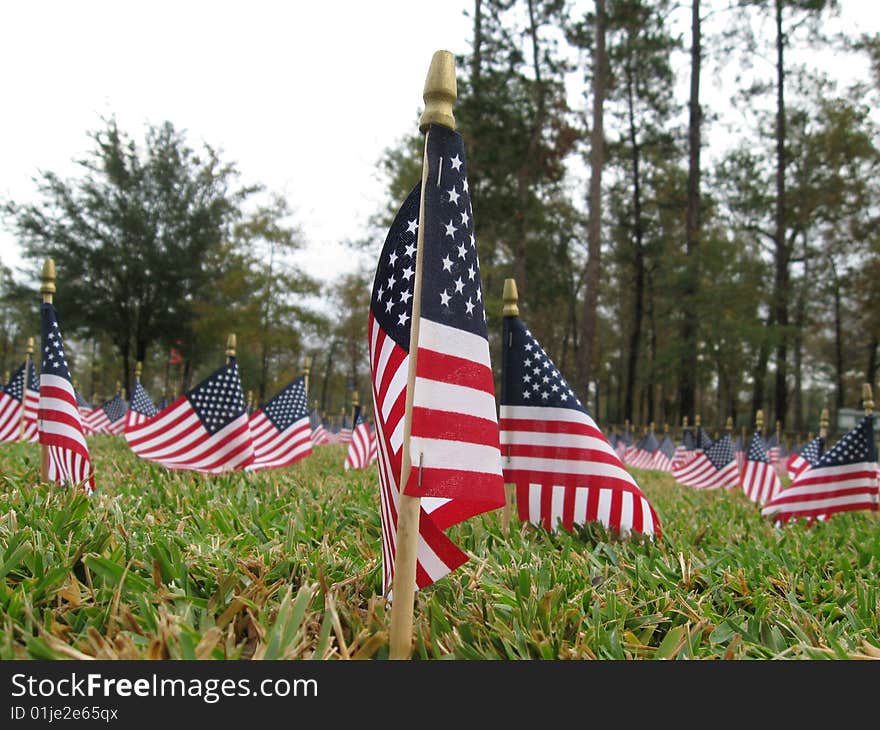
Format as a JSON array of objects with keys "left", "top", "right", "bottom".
[
  {"left": 84, "top": 394, "right": 128, "bottom": 436},
  {"left": 125, "top": 380, "right": 158, "bottom": 430},
  {"left": 246, "top": 375, "right": 313, "bottom": 472},
  {"left": 125, "top": 360, "right": 254, "bottom": 474},
  {"left": 499, "top": 317, "right": 660, "bottom": 538},
  {"left": 0, "top": 361, "right": 39, "bottom": 443},
  {"left": 367, "top": 423, "right": 378, "bottom": 465},
  {"left": 343, "top": 405, "right": 372, "bottom": 470},
  {"left": 627, "top": 431, "right": 659, "bottom": 470},
  {"left": 740, "top": 433, "right": 783, "bottom": 505},
  {"left": 369, "top": 125, "right": 506, "bottom": 595},
  {"left": 762, "top": 415, "right": 879, "bottom": 523},
  {"left": 671, "top": 433, "right": 740, "bottom": 490},
  {"left": 155, "top": 395, "right": 169, "bottom": 412},
  {"left": 734, "top": 433, "right": 746, "bottom": 472},
  {"left": 309, "top": 408, "right": 330, "bottom": 446},
  {"left": 652, "top": 434, "right": 676, "bottom": 472},
  {"left": 338, "top": 415, "right": 353, "bottom": 444},
  {"left": 39, "top": 303, "right": 95, "bottom": 492},
  {"left": 696, "top": 426, "right": 714, "bottom": 452},
  {"left": 672, "top": 427, "right": 696, "bottom": 467},
  {"left": 786, "top": 435, "right": 824, "bottom": 481}
]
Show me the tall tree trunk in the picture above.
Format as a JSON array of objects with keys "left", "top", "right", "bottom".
[
  {"left": 772, "top": 0, "right": 790, "bottom": 427},
  {"left": 623, "top": 58, "right": 645, "bottom": 424},
  {"left": 647, "top": 269, "right": 657, "bottom": 425},
  {"left": 750, "top": 318, "right": 773, "bottom": 426},
  {"left": 793, "top": 241, "right": 807, "bottom": 431},
  {"left": 830, "top": 259, "right": 845, "bottom": 417},
  {"left": 680, "top": 0, "right": 701, "bottom": 425},
  {"left": 867, "top": 336, "right": 879, "bottom": 389},
  {"left": 577, "top": 0, "right": 606, "bottom": 393}
]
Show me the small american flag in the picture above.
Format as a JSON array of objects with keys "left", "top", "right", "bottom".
[
  {"left": 500, "top": 317, "right": 660, "bottom": 538},
  {"left": 740, "top": 432, "right": 783, "bottom": 505},
  {"left": 343, "top": 405, "right": 372, "bottom": 470},
  {"left": 627, "top": 431, "right": 660, "bottom": 470},
  {"left": 672, "top": 427, "right": 696, "bottom": 467},
  {"left": 338, "top": 414, "right": 353, "bottom": 444},
  {"left": 125, "top": 379, "right": 158, "bottom": 430},
  {"left": 84, "top": 393, "right": 128, "bottom": 436},
  {"left": 671, "top": 432, "right": 740, "bottom": 490},
  {"left": 370, "top": 124, "right": 505, "bottom": 594},
  {"left": 696, "top": 426, "right": 714, "bottom": 452},
  {"left": 762, "top": 415, "right": 879, "bottom": 523},
  {"left": 125, "top": 360, "right": 254, "bottom": 474},
  {"left": 652, "top": 434, "right": 676, "bottom": 472},
  {"left": 0, "top": 361, "right": 39, "bottom": 443},
  {"left": 309, "top": 408, "right": 330, "bottom": 446},
  {"left": 39, "top": 303, "right": 94, "bottom": 492},
  {"left": 786, "top": 435, "right": 824, "bottom": 481},
  {"left": 246, "top": 375, "right": 313, "bottom": 472}
]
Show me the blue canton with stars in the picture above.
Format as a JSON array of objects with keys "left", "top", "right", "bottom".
[
  {"left": 261, "top": 375, "right": 308, "bottom": 432},
  {"left": 371, "top": 183, "right": 420, "bottom": 351},
  {"left": 130, "top": 381, "right": 158, "bottom": 418},
  {"left": 745, "top": 433, "right": 770, "bottom": 464},
  {"left": 352, "top": 405, "right": 365, "bottom": 428},
  {"left": 638, "top": 431, "right": 660, "bottom": 454},
  {"left": 799, "top": 435, "right": 825, "bottom": 466},
  {"left": 419, "top": 124, "right": 488, "bottom": 339},
  {"left": 815, "top": 416, "right": 876, "bottom": 467},
  {"left": 101, "top": 394, "right": 127, "bottom": 423},
  {"left": 27, "top": 362, "right": 38, "bottom": 392},
  {"left": 186, "top": 361, "right": 247, "bottom": 435},
  {"left": 76, "top": 389, "right": 94, "bottom": 409},
  {"left": 697, "top": 428, "right": 714, "bottom": 451},
  {"left": 705, "top": 433, "right": 735, "bottom": 470},
  {"left": 682, "top": 428, "right": 696, "bottom": 450},
  {"left": 41, "top": 304, "right": 73, "bottom": 381},
  {"left": 500, "top": 316, "right": 586, "bottom": 412},
  {"left": 2, "top": 364, "right": 27, "bottom": 401},
  {"left": 658, "top": 435, "right": 676, "bottom": 460}
]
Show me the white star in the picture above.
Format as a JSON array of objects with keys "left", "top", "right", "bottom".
[
  {"left": 387, "top": 275, "right": 396, "bottom": 290},
  {"left": 460, "top": 210, "right": 469, "bottom": 226},
  {"left": 524, "top": 374, "right": 531, "bottom": 383},
  {"left": 400, "top": 290, "right": 412, "bottom": 305},
  {"left": 406, "top": 219, "right": 418, "bottom": 234},
  {"left": 442, "top": 255, "right": 453, "bottom": 272},
  {"left": 377, "top": 286, "right": 385, "bottom": 300},
  {"left": 524, "top": 391, "right": 531, "bottom": 399},
  {"left": 385, "top": 300, "right": 394, "bottom": 313},
  {"left": 402, "top": 266, "right": 414, "bottom": 281},
  {"left": 457, "top": 243, "right": 467, "bottom": 259},
  {"left": 398, "top": 312, "right": 409, "bottom": 327},
  {"left": 465, "top": 298, "right": 475, "bottom": 315},
  {"left": 560, "top": 393, "right": 568, "bottom": 401},
  {"left": 447, "top": 187, "right": 460, "bottom": 204},
  {"left": 462, "top": 178, "right": 469, "bottom": 192},
  {"left": 469, "top": 233, "right": 476, "bottom": 248},
  {"left": 404, "top": 243, "right": 417, "bottom": 258},
  {"left": 475, "top": 288, "right": 482, "bottom": 301},
  {"left": 450, "top": 154, "right": 462, "bottom": 171},
  {"left": 445, "top": 220, "right": 458, "bottom": 237},
  {"left": 454, "top": 278, "right": 465, "bottom": 294},
  {"left": 389, "top": 251, "right": 398, "bottom": 267},
  {"left": 467, "top": 265, "right": 475, "bottom": 280},
  {"left": 440, "top": 289, "right": 451, "bottom": 307}
]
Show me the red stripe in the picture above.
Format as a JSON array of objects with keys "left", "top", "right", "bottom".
[
  {"left": 410, "top": 406, "right": 500, "bottom": 449},
  {"left": 416, "top": 349, "right": 495, "bottom": 394}
]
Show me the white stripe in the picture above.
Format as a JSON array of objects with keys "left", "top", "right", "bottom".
[
  {"left": 528, "top": 483, "right": 541, "bottom": 524},
  {"left": 501, "top": 404, "right": 599, "bottom": 425},
  {"left": 640, "top": 497, "right": 655, "bottom": 535},
  {"left": 374, "top": 331, "right": 396, "bottom": 397},
  {"left": 505, "top": 455, "right": 637, "bottom": 485},
  {"left": 763, "top": 489, "right": 877, "bottom": 516},
  {"left": 597, "top": 489, "right": 612, "bottom": 528},
  {"left": 573, "top": 488, "right": 588, "bottom": 525},
  {"left": 500, "top": 428, "right": 618, "bottom": 459},
  {"left": 418, "top": 318, "right": 491, "bottom": 367},
  {"left": 620, "top": 491, "right": 634, "bottom": 534},
  {"left": 126, "top": 399, "right": 190, "bottom": 439},
  {"left": 413, "top": 377, "right": 497, "bottom": 423},
  {"left": 127, "top": 411, "right": 202, "bottom": 455},
  {"left": 551, "top": 485, "right": 565, "bottom": 531},
  {"left": 409, "top": 436, "right": 502, "bottom": 476}
]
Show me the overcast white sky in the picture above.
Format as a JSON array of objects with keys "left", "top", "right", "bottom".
[{"left": 1, "top": 0, "right": 878, "bottom": 290}]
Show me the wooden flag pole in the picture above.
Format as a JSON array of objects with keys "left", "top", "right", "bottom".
[
  {"left": 388, "top": 49, "right": 457, "bottom": 661},
  {"left": 135, "top": 361, "right": 143, "bottom": 382},
  {"left": 500, "top": 278, "right": 519, "bottom": 537},
  {"left": 225, "top": 334, "right": 236, "bottom": 365},
  {"left": 303, "top": 356, "right": 311, "bottom": 401},
  {"left": 756, "top": 409, "right": 764, "bottom": 436},
  {"left": 18, "top": 337, "right": 34, "bottom": 440},
  {"left": 819, "top": 408, "right": 829, "bottom": 439},
  {"left": 863, "top": 383, "right": 874, "bottom": 417},
  {"left": 725, "top": 416, "right": 733, "bottom": 434},
  {"left": 246, "top": 390, "right": 254, "bottom": 413},
  {"left": 40, "top": 258, "right": 56, "bottom": 481}
]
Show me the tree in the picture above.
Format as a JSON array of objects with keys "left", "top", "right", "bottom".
[{"left": 2, "top": 117, "right": 256, "bottom": 389}]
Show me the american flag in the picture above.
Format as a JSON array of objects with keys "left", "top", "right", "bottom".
[
  {"left": 309, "top": 407, "right": 330, "bottom": 446},
  {"left": 762, "top": 415, "right": 879, "bottom": 523},
  {"left": 500, "top": 317, "right": 660, "bottom": 538},
  {"left": 125, "top": 379, "right": 158, "bottom": 430},
  {"left": 696, "top": 426, "right": 714, "bottom": 452},
  {"left": 39, "top": 303, "right": 94, "bottom": 492},
  {"left": 672, "top": 427, "right": 696, "bottom": 467},
  {"left": 766, "top": 430, "right": 782, "bottom": 468},
  {"left": 627, "top": 431, "right": 659, "bottom": 470},
  {"left": 0, "top": 361, "right": 39, "bottom": 443},
  {"left": 740, "top": 432, "right": 782, "bottom": 505},
  {"left": 338, "top": 414, "right": 353, "bottom": 443},
  {"left": 343, "top": 405, "right": 372, "bottom": 470},
  {"left": 671, "top": 432, "right": 740, "bottom": 490},
  {"left": 155, "top": 394, "right": 169, "bottom": 412},
  {"left": 246, "top": 375, "right": 313, "bottom": 472},
  {"left": 786, "top": 435, "right": 824, "bottom": 481},
  {"left": 124, "top": 360, "right": 254, "bottom": 474},
  {"left": 652, "top": 434, "right": 676, "bottom": 472},
  {"left": 734, "top": 432, "right": 746, "bottom": 472},
  {"left": 370, "top": 123, "right": 505, "bottom": 594},
  {"left": 84, "top": 393, "right": 128, "bottom": 436}
]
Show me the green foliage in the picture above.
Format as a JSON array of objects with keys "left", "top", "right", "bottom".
[{"left": 2, "top": 438, "right": 879, "bottom": 659}]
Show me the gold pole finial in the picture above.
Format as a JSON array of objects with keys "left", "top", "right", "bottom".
[
  {"left": 41, "top": 258, "right": 56, "bottom": 304},
  {"left": 663, "top": 423, "right": 669, "bottom": 434},
  {"left": 819, "top": 407, "right": 829, "bottom": 438},
  {"left": 682, "top": 416, "right": 688, "bottom": 428},
  {"left": 695, "top": 415, "right": 701, "bottom": 428},
  {"left": 115, "top": 380, "right": 122, "bottom": 396},
  {"left": 725, "top": 416, "right": 733, "bottom": 431},
  {"left": 225, "top": 334, "right": 236, "bottom": 362},
  {"left": 4, "top": 370, "right": 9, "bottom": 384},
  {"left": 419, "top": 50, "right": 457, "bottom": 133},
  {"left": 135, "top": 361, "right": 142, "bottom": 380},
  {"left": 502, "top": 278, "right": 520, "bottom": 318},
  {"left": 756, "top": 409, "right": 764, "bottom": 431},
  {"left": 649, "top": 421, "right": 655, "bottom": 433},
  {"left": 303, "top": 356, "right": 311, "bottom": 377},
  {"left": 352, "top": 391, "right": 359, "bottom": 408},
  {"left": 863, "top": 383, "right": 874, "bottom": 416},
  {"left": 247, "top": 390, "right": 253, "bottom": 410},
  {"left": 26, "top": 337, "right": 34, "bottom": 356}
]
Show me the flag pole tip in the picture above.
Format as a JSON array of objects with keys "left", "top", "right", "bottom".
[
  {"left": 135, "top": 361, "right": 143, "bottom": 379},
  {"left": 863, "top": 383, "right": 874, "bottom": 416},
  {"left": 26, "top": 337, "right": 34, "bottom": 356},
  {"left": 41, "top": 258, "right": 56, "bottom": 302},
  {"left": 419, "top": 50, "right": 457, "bottom": 133},
  {"left": 225, "top": 334, "right": 236, "bottom": 360},
  {"left": 756, "top": 409, "right": 764, "bottom": 430},
  {"left": 502, "top": 278, "right": 519, "bottom": 317}
]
